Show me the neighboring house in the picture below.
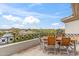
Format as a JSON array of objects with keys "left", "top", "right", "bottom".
[
  {"left": 0, "top": 33, "right": 14, "bottom": 45},
  {"left": 19, "top": 30, "right": 28, "bottom": 35},
  {"left": 61, "top": 3, "right": 79, "bottom": 34},
  {"left": 19, "top": 30, "right": 35, "bottom": 35}
]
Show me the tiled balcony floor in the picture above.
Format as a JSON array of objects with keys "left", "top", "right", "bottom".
[
  {"left": 12, "top": 44, "right": 79, "bottom": 56},
  {"left": 12, "top": 45, "right": 49, "bottom": 56}
]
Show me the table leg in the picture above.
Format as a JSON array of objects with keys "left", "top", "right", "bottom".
[{"left": 74, "top": 41, "right": 76, "bottom": 55}]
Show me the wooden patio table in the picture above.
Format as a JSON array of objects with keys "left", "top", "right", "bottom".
[
  {"left": 56, "top": 37, "right": 77, "bottom": 55},
  {"left": 41, "top": 36, "right": 77, "bottom": 55}
]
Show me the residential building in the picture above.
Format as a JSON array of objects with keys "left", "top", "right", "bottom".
[
  {"left": 62, "top": 3, "right": 79, "bottom": 34},
  {"left": 0, "top": 33, "right": 14, "bottom": 45}
]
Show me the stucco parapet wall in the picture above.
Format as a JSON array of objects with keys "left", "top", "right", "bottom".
[
  {"left": 0, "top": 38, "right": 40, "bottom": 56},
  {"left": 61, "top": 15, "right": 79, "bottom": 23}
]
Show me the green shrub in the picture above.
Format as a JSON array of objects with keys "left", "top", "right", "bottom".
[{"left": 12, "top": 29, "right": 64, "bottom": 43}]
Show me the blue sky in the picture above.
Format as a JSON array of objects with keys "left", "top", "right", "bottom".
[{"left": 0, "top": 3, "right": 72, "bottom": 29}]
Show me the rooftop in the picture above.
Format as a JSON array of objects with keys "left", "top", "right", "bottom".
[
  {"left": 62, "top": 15, "right": 79, "bottom": 23},
  {"left": 62, "top": 3, "right": 79, "bottom": 23},
  {"left": 2, "top": 33, "right": 13, "bottom": 37}
]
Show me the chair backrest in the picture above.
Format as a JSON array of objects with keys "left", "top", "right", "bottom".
[
  {"left": 61, "top": 38, "right": 71, "bottom": 46},
  {"left": 48, "top": 35, "right": 56, "bottom": 45}
]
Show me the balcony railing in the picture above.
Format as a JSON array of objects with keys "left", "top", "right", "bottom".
[{"left": 0, "top": 38, "right": 40, "bottom": 56}]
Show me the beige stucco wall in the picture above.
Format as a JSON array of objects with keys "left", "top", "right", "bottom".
[{"left": 65, "top": 19, "right": 79, "bottom": 34}]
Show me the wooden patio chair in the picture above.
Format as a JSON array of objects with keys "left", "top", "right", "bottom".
[
  {"left": 59, "top": 37, "right": 71, "bottom": 55},
  {"left": 43, "top": 35, "right": 56, "bottom": 54}
]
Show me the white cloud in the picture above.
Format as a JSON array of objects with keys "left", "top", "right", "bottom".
[
  {"left": 2, "top": 15, "right": 40, "bottom": 29},
  {"left": 52, "top": 23, "right": 59, "bottom": 26},
  {"left": 2, "top": 15, "right": 22, "bottom": 22},
  {"left": 51, "top": 22, "right": 65, "bottom": 29},
  {"left": 23, "top": 16, "right": 40, "bottom": 24}
]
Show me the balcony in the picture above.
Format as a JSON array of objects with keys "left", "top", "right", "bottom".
[
  {"left": 0, "top": 36, "right": 79, "bottom": 56},
  {"left": 12, "top": 44, "right": 79, "bottom": 56}
]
